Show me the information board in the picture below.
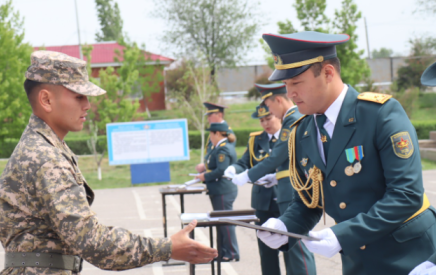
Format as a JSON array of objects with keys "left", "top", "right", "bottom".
[{"left": 106, "top": 119, "right": 189, "bottom": 165}]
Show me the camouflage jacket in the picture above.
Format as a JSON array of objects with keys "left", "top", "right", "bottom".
[{"left": 0, "top": 114, "right": 171, "bottom": 275}]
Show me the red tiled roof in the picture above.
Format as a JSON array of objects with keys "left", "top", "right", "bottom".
[{"left": 34, "top": 42, "right": 173, "bottom": 65}]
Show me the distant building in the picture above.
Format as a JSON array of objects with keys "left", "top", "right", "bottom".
[{"left": 34, "top": 42, "right": 174, "bottom": 111}]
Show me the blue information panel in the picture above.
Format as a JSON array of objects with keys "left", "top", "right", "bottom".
[
  {"left": 106, "top": 119, "right": 190, "bottom": 166},
  {"left": 130, "top": 162, "right": 171, "bottom": 184}
]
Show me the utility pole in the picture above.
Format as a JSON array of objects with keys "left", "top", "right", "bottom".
[
  {"left": 364, "top": 17, "right": 371, "bottom": 59},
  {"left": 74, "top": 0, "right": 83, "bottom": 60}
]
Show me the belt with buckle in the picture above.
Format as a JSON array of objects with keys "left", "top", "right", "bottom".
[{"left": 5, "top": 252, "right": 82, "bottom": 273}]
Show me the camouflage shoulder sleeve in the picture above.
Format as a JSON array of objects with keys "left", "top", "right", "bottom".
[{"left": 36, "top": 159, "right": 172, "bottom": 269}]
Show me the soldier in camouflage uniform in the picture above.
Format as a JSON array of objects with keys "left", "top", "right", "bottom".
[{"left": 0, "top": 51, "right": 217, "bottom": 274}]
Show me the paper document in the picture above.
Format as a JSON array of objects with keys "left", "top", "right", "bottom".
[
  {"left": 184, "top": 178, "right": 201, "bottom": 186},
  {"left": 217, "top": 219, "right": 321, "bottom": 241},
  {"left": 188, "top": 173, "right": 200, "bottom": 177}
]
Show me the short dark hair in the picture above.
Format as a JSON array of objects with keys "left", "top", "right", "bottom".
[
  {"left": 23, "top": 79, "right": 44, "bottom": 106},
  {"left": 310, "top": 57, "right": 341, "bottom": 77}
]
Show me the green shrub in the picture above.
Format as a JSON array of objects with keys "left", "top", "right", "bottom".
[
  {"left": 418, "top": 93, "right": 436, "bottom": 109},
  {"left": 412, "top": 120, "right": 436, "bottom": 139}
]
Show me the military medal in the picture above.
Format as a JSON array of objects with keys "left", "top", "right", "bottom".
[
  {"left": 344, "top": 165, "right": 354, "bottom": 176},
  {"left": 345, "top": 146, "right": 364, "bottom": 175},
  {"left": 353, "top": 162, "right": 362, "bottom": 173}
]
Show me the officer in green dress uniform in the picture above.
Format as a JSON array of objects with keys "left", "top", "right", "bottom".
[
  {"left": 196, "top": 102, "right": 236, "bottom": 173},
  {"left": 232, "top": 84, "right": 316, "bottom": 275},
  {"left": 224, "top": 104, "right": 284, "bottom": 275},
  {"left": 195, "top": 121, "right": 240, "bottom": 261},
  {"left": 409, "top": 62, "right": 436, "bottom": 275},
  {"left": 256, "top": 31, "right": 436, "bottom": 275}
]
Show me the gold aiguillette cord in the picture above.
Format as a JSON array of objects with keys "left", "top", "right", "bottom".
[{"left": 288, "top": 125, "right": 326, "bottom": 224}]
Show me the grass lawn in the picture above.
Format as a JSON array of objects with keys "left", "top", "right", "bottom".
[{"left": 1, "top": 147, "right": 436, "bottom": 190}]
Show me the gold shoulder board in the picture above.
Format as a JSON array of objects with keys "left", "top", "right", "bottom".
[
  {"left": 249, "top": 131, "right": 263, "bottom": 137},
  {"left": 220, "top": 142, "right": 227, "bottom": 147},
  {"left": 357, "top": 92, "right": 392, "bottom": 104},
  {"left": 289, "top": 115, "right": 308, "bottom": 128}
]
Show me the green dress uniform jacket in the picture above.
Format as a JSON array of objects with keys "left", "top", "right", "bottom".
[
  {"left": 233, "top": 131, "right": 277, "bottom": 211},
  {"left": 280, "top": 86, "right": 436, "bottom": 275},
  {"left": 204, "top": 140, "right": 238, "bottom": 195},
  {"left": 0, "top": 115, "right": 171, "bottom": 275},
  {"left": 247, "top": 108, "right": 303, "bottom": 205}
]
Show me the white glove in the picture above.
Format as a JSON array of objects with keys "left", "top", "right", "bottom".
[
  {"left": 258, "top": 173, "right": 278, "bottom": 188},
  {"left": 409, "top": 261, "right": 436, "bottom": 275},
  {"left": 257, "top": 218, "right": 289, "bottom": 249},
  {"left": 301, "top": 228, "right": 341, "bottom": 258},
  {"left": 232, "top": 170, "right": 250, "bottom": 186},
  {"left": 224, "top": 166, "right": 236, "bottom": 179}
]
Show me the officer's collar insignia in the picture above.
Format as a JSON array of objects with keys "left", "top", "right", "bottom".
[
  {"left": 300, "top": 158, "right": 308, "bottom": 167},
  {"left": 391, "top": 132, "right": 414, "bottom": 159},
  {"left": 304, "top": 131, "right": 308, "bottom": 136},
  {"left": 348, "top": 118, "right": 354, "bottom": 123},
  {"left": 220, "top": 142, "right": 226, "bottom": 147}
]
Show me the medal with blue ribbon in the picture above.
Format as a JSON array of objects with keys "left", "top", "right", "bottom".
[{"left": 344, "top": 146, "right": 364, "bottom": 176}]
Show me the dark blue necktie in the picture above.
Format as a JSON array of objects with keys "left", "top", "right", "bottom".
[
  {"left": 269, "top": 136, "right": 277, "bottom": 150},
  {"left": 316, "top": 114, "right": 330, "bottom": 160}
]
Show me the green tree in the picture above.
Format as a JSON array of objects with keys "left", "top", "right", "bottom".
[
  {"left": 167, "top": 61, "right": 219, "bottom": 162},
  {"left": 395, "top": 37, "right": 436, "bottom": 91},
  {"left": 154, "top": 0, "right": 261, "bottom": 82},
  {"left": 0, "top": 0, "right": 33, "bottom": 141},
  {"left": 372, "top": 47, "right": 394, "bottom": 58},
  {"left": 133, "top": 43, "right": 163, "bottom": 118},
  {"left": 264, "top": 0, "right": 369, "bottom": 86},
  {"left": 82, "top": 43, "right": 141, "bottom": 179},
  {"left": 333, "top": 0, "right": 370, "bottom": 86},
  {"left": 95, "top": 0, "right": 124, "bottom": 42},
  {"left": 294, "top": 0, "right": 330, "bottom": 32}
]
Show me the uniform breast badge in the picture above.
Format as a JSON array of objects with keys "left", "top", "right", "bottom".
[
  {"left": 300, "top": 158, "right": 308, "bottom": 167},
  {"left": 258, "top": 149, "right": 264, "bottom": 158},
  {"left": 345, "top": 146, "right": 364, "bottom": 176}
]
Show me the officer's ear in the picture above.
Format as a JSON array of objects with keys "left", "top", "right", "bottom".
[
  {"left": 38, "top": 88, "right": 55, "bottom": 113},
  {"left": 323, "top": 63, "right": 335, "bottom": 83}
]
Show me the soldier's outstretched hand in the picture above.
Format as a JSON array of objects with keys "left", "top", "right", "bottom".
[{"left": 170, "top": 220, "right": 218, "bottom": 264}]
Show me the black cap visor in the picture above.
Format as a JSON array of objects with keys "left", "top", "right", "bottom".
[{"left": 268, "top": 64, "right": 312, "bottom": 82}]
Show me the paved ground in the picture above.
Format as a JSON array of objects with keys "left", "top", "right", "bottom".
[{"left": 0, "top": 170, "right": 436, "bottom": 274}]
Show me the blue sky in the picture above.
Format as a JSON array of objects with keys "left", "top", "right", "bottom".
[{"left": 10, "top": 0, "right": 436, "bottom": 64}]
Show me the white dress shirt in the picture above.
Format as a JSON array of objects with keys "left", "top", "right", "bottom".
[{"left": 314, "top": 84, "right": 348, "bottom": 164}]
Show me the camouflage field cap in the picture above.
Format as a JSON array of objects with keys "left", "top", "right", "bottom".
[{"left": 25, "top": 51, "right": 106, "bottom": 96}]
